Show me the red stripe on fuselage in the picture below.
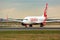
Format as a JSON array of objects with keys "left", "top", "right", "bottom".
[{"left": 30, "top": 18, "right": 38, "bottom": 22}]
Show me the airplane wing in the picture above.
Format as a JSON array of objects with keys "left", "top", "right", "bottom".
[
  {"left": 4, "top": 18, "right": 60, "bottom": 23},
  {"left": 7, "top": 18, "right": 23, "bottom": 22},
  {"left": 46, "top": 19, "right": 60, "bottom": 23},
  {"left": 8, "top": 18, "right": 60, "bottom": 22},
  {"left": 0, "top": 18, "right": 23, "bottom": 22}
]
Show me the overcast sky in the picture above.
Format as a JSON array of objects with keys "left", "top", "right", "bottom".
[{"left": 0, "top": 0, "right": 60, "bottom": 19}]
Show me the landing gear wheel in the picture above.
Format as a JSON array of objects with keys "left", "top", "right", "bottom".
[
  {"left": 25, "top": 24, "right": 27, "bottom": 28},
  {"left": 40, "top": 23, "right": 43, "bottom": 27},
  {"left": 21, "top": 23, "right": 27, "bottom": 28},
  {"left": 29, "top": 24, "right": 32, "bottom": 27}
]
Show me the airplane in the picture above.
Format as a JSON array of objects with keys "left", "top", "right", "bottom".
[
  {"left": 3, "top": 3, "right": 60, "bottom": 27},
  {"left": 12, "top": 3, "right": 48, "bottom": 27}
]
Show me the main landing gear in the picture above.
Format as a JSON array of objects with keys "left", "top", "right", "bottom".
[
  {"left": 21, "top": 23, "right": 32, "bottom": 28},
  {"left": 24, "top": 24, "right": 32, "bottom": 28},
  {"left": 22, "top": 23, "right": 44, "bottom": 28},
  {"left": 40, "top": 23, "right": 44, "bottom": 27},
  {"left": 29, "top": 24, "right": 32, "bottom": 27}
]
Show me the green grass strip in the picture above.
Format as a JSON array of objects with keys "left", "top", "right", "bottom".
[{"left": 0, "top": 30, "right": 60, "bottom": 34}]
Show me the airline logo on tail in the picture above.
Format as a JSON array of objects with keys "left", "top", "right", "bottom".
[
  {"left": 43, "top": 3, "right": 48, "bottom": 25},
  {"left": 44, "top": 3, "right": 48, "bottom": 18}
]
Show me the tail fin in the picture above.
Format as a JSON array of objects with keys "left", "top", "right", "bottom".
[
  {"left": 43, "top": 3, "right": 48, "bottom": 26},
  {"left": 44, "top": 3, "right": 48, "bottom": 18}
]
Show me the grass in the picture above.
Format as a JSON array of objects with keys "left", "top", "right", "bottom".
[
  {"left": 0, "top": 30, "right": 60, "bottom": 40},
  {"left": 0, "top": 30, "right": 60, "bottom": 34}
]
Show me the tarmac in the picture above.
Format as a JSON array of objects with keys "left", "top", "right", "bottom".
[
  {"left": 0, "top": 27, "right": 60, "bottom": 31},
  {"left": 0, "top": 22, "right": 60, "bottom": 31}
]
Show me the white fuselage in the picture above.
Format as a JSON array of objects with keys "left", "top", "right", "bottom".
[
  {"left": 22, "top": 16, "right": 45, "bottom": 24},
  {"left": 21, "top": 3, "right": 48, "bottom": 25}
]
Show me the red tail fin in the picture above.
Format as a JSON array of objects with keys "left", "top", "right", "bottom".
[
  {"left": 44, "top": 3, "right": 48, "bottom": 18},
  {"left": 43, "top": 3, "right": 48, "bottom": 26}
]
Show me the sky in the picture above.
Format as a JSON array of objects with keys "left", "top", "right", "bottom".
[{"left": 0, "top": 0, "right": 60, "bottom": 19}]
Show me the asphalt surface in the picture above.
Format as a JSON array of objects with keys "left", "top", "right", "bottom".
[{"left": 0, "top": 27, "right": 60, "bottom": 31}]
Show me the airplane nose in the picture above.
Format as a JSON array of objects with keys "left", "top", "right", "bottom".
[{"left": 22, "top": 20, "right": 27, "bottom": 23}]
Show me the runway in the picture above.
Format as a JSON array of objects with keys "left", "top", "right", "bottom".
[{"left": 0, "top": 27, "right": 60, "bottom": 31}]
